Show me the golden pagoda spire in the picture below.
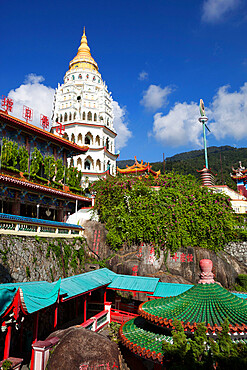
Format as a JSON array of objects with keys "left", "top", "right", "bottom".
[{"left": 69, "top": 28, "right": 98, "bottom": 71}]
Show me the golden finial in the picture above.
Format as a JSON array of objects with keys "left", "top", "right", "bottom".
[
  {"left": 69, "top": 28, "right": 98, "bottom": 71},
  {"left": 83, "top": 26, "right": 85, "bottom": 36}
]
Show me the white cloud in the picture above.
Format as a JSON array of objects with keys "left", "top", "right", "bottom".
[
  {"left": 8, "top": 74, "right": 55, "bottom": 129},
  {"left": 140, "top": 84, "right": 173, "bottom": 111},
  {"left": 152, "top": 102, "right": 202, "bottom": 148},
  {"left": 202, "top": 0, "right": 241, "bottom": 23},
  {"left": 112, "top": 101, "right": 132, "bottom": 150},
  {"left": 138, "top": 71, "right": 148, "bottom": 81},
  {"left": 210, "top": 83, "right": 247, "bottom": 140},
  {"left": 151, "top": 82, "right": 247, "bottom": 148}
]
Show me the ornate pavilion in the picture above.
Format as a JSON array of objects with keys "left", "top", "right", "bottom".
[
  {"left": 119, "top": 259, "right": 247, "bottom": 367},
  {"left": 0, "top": 109, "right": 91, "bottom": 222},
  {"left": 117, "top": 157, "right": 160, "bottom": 178}
]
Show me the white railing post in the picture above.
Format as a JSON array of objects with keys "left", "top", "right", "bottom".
[{"left": 104, "top": 302, "right": 112, "bottom": 323}]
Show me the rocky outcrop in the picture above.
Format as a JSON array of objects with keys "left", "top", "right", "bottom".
[{"left": 47, "top": 326, "right": 120, "bottom": 370}]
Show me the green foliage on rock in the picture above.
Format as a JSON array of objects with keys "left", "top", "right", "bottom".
[{"left": 92, "top": 173, "right": 240, "bottom": 253}]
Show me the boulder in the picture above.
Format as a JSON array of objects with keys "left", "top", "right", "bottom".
[{"left": 46, "top": 326, "right": 120, "bottom": 370}]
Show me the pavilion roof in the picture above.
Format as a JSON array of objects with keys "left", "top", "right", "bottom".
[
  {"left": 0, "top": 280, "right": 63, "bottom": 316},
  {"left": 0, "top": 110, "right": 89, "bottom": 154},
  {"left": 139, "top": 283, "right": 247, "bottom": 333},
  {"left": 107, "top": 274, "right": 159, "bottom": 293},
  {"left": 117, "top": 156, "right": 160, "bottom": 177}
]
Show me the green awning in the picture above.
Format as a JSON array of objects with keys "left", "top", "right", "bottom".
[{"left": 108, "top": 275, "right": 159, "bottom": 293}]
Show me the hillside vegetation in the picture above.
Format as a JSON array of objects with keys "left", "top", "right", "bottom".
[
  {"left": 92, "top": 173, "right": 245, "bottom": 253},
  {"left": 117, "top": 146, "right": 247, "bottom": 190}
]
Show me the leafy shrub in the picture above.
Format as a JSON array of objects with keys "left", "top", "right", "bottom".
[
  {"left": 92, "top": 173, "right": 239, "bottom": 253},
  {"left": 237, "top": 274, "right": 247, "bottom": 290}
]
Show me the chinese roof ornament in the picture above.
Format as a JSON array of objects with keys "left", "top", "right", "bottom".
[{"left": 117, "top": 156, "right": 160, "bottom": 178}]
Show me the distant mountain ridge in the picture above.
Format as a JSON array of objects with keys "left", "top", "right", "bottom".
[{"left": 117, "top": 146, "right": 247, "bottom": 189}]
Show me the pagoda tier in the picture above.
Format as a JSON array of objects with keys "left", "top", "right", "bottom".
[
  {"left": 230, "top": 161, "right": 247, "bottom": 197},
  {"left": 197, "top": 167, "right": 216, "bottom": 187}
]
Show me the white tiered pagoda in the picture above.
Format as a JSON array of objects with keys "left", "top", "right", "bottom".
[{"left": 52, "top": 28, "right": 118, "bottom": 182}]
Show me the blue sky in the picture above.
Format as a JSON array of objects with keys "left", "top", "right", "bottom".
[{"left": 1, "top": 0, "right": 247, "bottom": 162}]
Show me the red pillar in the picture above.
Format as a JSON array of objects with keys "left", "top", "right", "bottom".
[
  {"left": 3, "top": 324, "right": 12, "bottom": 359},
  {"left": 54, "top": 301, "right": 58, "bottom": 331},
  {"left": 104, "top": 289, "right": 107, "bottom": 304},
  {"left": 83, "top": 295, "right": 87, "bottom": 322},
  {"left": 30, "top": 312, "right": 39, "bottom": 370}
]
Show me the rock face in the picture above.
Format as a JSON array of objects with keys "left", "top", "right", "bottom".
[{"left": 47, "top": 326, "right": 120, "bottom": 370}]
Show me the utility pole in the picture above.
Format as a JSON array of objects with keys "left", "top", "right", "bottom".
[{"left": 163, "top": 153, "right": 165, "bottom": 174}]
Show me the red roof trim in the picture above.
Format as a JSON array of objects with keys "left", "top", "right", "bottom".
[
  {"left": 0, "top": 173, "right": 91, "bottom": 202},
  {"left": 0, "top": 110, "right": 89, "bottom": 154}
]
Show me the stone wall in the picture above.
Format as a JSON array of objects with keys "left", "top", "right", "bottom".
[
  {"left": 224, "top": 242, "right": 247, "bottom": 267},
  {"left": 0, "top": 235, "right": 96, "bottom": 283}
]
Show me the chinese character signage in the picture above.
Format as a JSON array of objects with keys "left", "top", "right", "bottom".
[
  {"left": 23, "top": 105, "right": 33, "bottom": 123},
  {"left": 1, "top": 96, "right": 13, "bottom": 114},
  {"left": 40, "top": 114, "right": 49, "bottom": 130},
  {"left": 170, "top": 252, "right": 193, "bottom": 263},
  {"left": 56, "top": 122, "right": 65, "bottom": 136}
]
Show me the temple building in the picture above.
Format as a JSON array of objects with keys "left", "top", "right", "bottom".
[
  {"left": 117, "top": 157, "right": 161, "bottom": 178},
  {"left": 0, "top": 109, "right": 91, "bottom": 222},
  {"left": 51, "top": 28, "right": 118, "bottom": 182}
]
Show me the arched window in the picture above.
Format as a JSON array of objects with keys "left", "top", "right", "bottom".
[
  {"left": 64, "top": 113, "right": 68, "bottom": 122},
  {"left": 82, "top": 112, "right": 86, "bottom": 120},
  {"left": 87, "top": 111, "right": 92, "bottom": 121},
  {"left": 72, "top": 75, "right": 75, "bottom": 80},
  {"left": 94, "top": 113, "right": 97, "bottom": 121},
  {"left": 79, "top": 74, "right": 82, "bottom": 79},
  {"left": 96, "top": 159, "right": 101, "bottom": 171},
  {"left": 71, "top": 133, "right": 75, "bottom": 143},
  {"left": 77, "top": 133, "right": 82, "bottom": 144},
  {"left": 106, "top": 138, "right": 109, "bottom": 150},
  {"left": 95, "top": 135, "right": 100, "bottom": 146},
  {"left": 74, "top": 112, "right": 76, "bottom": 120},
  {"left": 63, "top": 133, "right": 69, "bottom": 140},
  {"left": 107, "top": 118, "right": 109, "bottom": 126},
  {"left": 84, "top": 156, "right": 94, "bottom": 170},
  {"left": 60, "top": 114, "right": 63, "bottom": 122},
  {"left": 77, "top": 158, "right": 82, "bottom": 169},
  {"left": 69, "top": 112, "right": 72, "bottom": 121},
  {"left": 85, "top": 132, "right": 93, "bottom": 145}
]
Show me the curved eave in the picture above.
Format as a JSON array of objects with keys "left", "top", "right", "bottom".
[
  {"left": 119, "top": 323, "right": 164, "bottom": 363},
  {"left": 104, "top": 147, "right": 119, "bottom": 159},
  {"left": 0, "top": 173, "right": 91, "bottom": 202},
  {"left": 0, "top": 111, "right": 89, "bottom": 154}
]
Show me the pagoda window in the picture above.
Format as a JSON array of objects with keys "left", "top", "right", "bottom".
[
  {"left": 106, "top": 138, "right": 109, "bottom": 150},
  {"left": 77, "top": 158, "right": 82, "bottom": 169},
  {"left": 74, "top": 112, "right": 76, "bottom": 119},
  {"left": 96, "top": 159, "right": 101, "bottom": 171},
  {"left": 72, "top": 75, "right": 75, "bottom": 80},
  {"left": 85, "top": 132, "right": 93, "bottom": 145},
  {"left": 87, "top": 111, "right": 92, "bottom": 121},
  {"left": 79, "top": 74, "right": 82, "bottom": 79},
  {"left": 82, "top": 112, "right": 86, "bottom": 120},
  {"left": 69, "top": 112, "right": 72, "bottom": 121},
  {"left": 60, "top": 114, "right": 63, "bottom": 122},
  {"left": 63, "top": 132, "right": 69, "bottom": 140},
  {"left": 95, "top": 135, "right": 100, "bottom": 146},
  {"left": 84, "top": 156, "right": 93, "bottom": 170},
  {"left": 71, "top": 133, "right": 75, "bottom": 143},
  {"left": 64, "top": 113, "right": 68, "bottom": 122},
  {"left": 107, "top": 118, "right": 109, "bottom": 126},
  {"left": 78, "top": 133, "right": 82, "bottom": 144},
  {"left": 94, "top": 113, "right": 97, "bottom": 122}
]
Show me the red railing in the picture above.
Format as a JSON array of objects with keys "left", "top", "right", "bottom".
[{"left": 110, "top": 308, "right": 138, "bottom": 324}]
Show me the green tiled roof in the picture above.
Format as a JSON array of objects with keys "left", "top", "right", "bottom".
[
  {"left": 151, "top": 282, "right": 194, "bottom": 298},
  {"left": 107, "top": 275, "right": 159, "bottom": 293},
  {"left": 0, "top": 280, "right": 61, "bottom": 315},
  {"left": 120, "top": 316, "right": 171, "bottom": 362},
  {"left": 139, "top": 283, "right": 247, "bottom": 332},
  {"left": 61, "top": 268, "right": 116, "bottom": 300}
]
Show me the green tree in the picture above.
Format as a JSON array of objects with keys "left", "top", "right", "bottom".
[
  {"left": 18, "top": 146, "right": 29, "bottom": 172},
  {"left": 30, "top": 147, "right": 43, "bottom": 176},
  {"left": 44, "top": 155, "right": 56, "bottom": 180},
  {"left": 55, "top": 158, "right": 65, "bottom": 182}
]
